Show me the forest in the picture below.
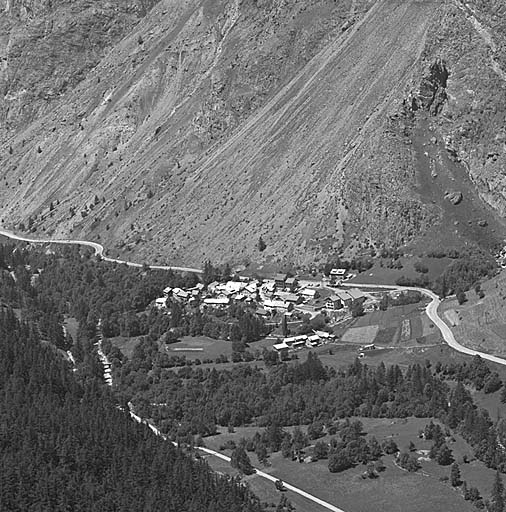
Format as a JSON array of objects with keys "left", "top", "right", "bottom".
[
  {"left": 2, "top": 240, "right": 506, "bottom": 511},
  {"left": 0, "top": 245, "right": 265, "bottom": 512}
]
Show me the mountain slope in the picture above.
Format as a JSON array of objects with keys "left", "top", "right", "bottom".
[{"left": 0, "top": 0, "right": 505, "bottom": 267}]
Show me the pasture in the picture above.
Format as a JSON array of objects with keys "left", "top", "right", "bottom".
[{"left": 202, "top": 417, "right": 492, "bottom": 512}]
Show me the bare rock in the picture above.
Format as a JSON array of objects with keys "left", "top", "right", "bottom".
[{"left": 444, "top": 191, "right": 463, "bottom": 205}]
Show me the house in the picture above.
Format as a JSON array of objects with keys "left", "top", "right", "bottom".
[
  {"left": 334, "top": 290, "right": 353, "bottom": 308},
  {"left": 330, "top": 268, "right": 347, "bottom": 277},
  {"left": 225, "top": 281, "right": 246, "bottom": 294},
  {"left": 163, "top": 286, "right": 173, "bottom": 296},
  {"left": 325, "top": 295, "right": 343, "bottom": 311},
  {"left": 276, "top": 292, "right": 300, "bottom": 304},
  {"left": 264, "top": 299, "right": 290, "bottom": 311},
  {"left": 207, "top": 281, "right": 220, "bottom": 294},
  {"left": 306, "top": 334, "right": 320, "bottom": 347},
  {"left": 346, "top": 288, "right": 366, "bottom": 303},
  {"left": 300, "top": 288, "right": 320, "bottom": 300},
  {"left": 274, "top": 273, "right": 288, "bottom": 289},
  {"left": 285, "top": 277, "right": 298, "bottom": 291},
  {"left": 155, "top": 297, "right": 167, "bottom": 309},
  {"left": 262, "top": 281, "right": 276, "bottom": 295},
  {"left": 245, "top": 282, "right": 259, "bottom": 295},
  {"left": 292, "top": 339, "right": 306, "bottom": 349},
  {"left": 273, "top": 342, "right": 289, "bottom": 358},
  {"left": 284, "top": 336, "right": 298, "bottom": 346},
  {"left": 203, "top": 297, "right": 230, "bottom": 307},
  {"left": 313, "top": 330, "right": 335, "bottom": 340},
  {"left": 173, "top": 288, "right": 190, "bottom": 301}
]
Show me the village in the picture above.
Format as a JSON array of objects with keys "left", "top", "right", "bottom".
[{"left": 154, "top": 268, "right": 389, "bottom": 356}]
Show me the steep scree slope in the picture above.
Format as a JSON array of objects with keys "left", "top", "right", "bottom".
[
  {"left": 2, "top": 0, "right": 496, "bottom": 267},
  {"left": 0, "top": 0, "right": 160, "bottom": 131}
]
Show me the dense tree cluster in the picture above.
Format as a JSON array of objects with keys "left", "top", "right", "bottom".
[
  {"left": 125, "top": 356, "right": 450, "bottom": 438},
  {"left": 0, "top": 244, "right": 268, "bottom": 350},
  {"left": 0, "top": 309, "right": 264, "bottom": 512},
  {"left": 432, "top": 251, "right": 496, "bottom": 297}
]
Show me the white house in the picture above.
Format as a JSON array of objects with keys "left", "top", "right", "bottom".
[
  {"left": 300, "top": 288, "right": 319, "bottom": 299},
  {"left": 203, "top": 297, "right": 230, "bottom": 306},
  {"left": 155, "top": 297, "right": 167, "bottom": 309},
  {"left": 264, "top": 299, "right": 289, "bottom": 311}
]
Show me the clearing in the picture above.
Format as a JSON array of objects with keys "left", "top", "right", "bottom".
[{"left": 202, "top": 417, "right": 491, "bottom": 512}]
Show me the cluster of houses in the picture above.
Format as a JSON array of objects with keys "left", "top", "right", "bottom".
[
  {"left": 272, "top": 330, "right": 335, "bottom": 355},
  {"left": 325, "top": 288, "right": 367, "bottom": 311},
  {"left": 154, "top": 272, "right": 328, "bottom": 313},
  {"left": 152, "top": 270, "right": 379, "bottom": 353},
  {"left": 154, "top": 271, "right": 376, "bottom": 316}
]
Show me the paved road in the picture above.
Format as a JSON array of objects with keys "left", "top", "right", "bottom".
[
  {"left": 341, "top": 282, "right": 506, "bottom": 366},
  {"left": 3, "top": 224, "right": 505, "bottom": 365},
  {"left": 129, "top": 410, "right": 346, "bottom": 512},
  {"left": 0, "top": 228, "right": 203, "bottom": 274},
  {"left": 5, "top": 228, "right": 506, "bottom": 507}
]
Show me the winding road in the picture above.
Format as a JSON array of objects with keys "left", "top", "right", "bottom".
[
  {"left": 0, "top": 228, "right": 202, "bottom": 274},
  {"left": 3, "top": 227, "right": 506, "bottom": 512},
  {"left": 2, "top": 225, "right": 506, "bottom": 365},
  {"left": 128, "top": 409, "right": 347, "bottom": 512},
  {"left": 340, "top": 282, "right": 506, "bottom": 367}
]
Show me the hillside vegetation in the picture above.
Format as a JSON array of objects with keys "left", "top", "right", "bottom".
[{"left": 0, "top": 0, "right": 505, "bottom": 266}]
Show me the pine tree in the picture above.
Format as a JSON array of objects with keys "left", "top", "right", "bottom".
[
  {"left": 230, "top": 447, "right": 255, "bottom": 475},
  {"left": 281, "top": 315, "right": 288, "bottom": 337},
  {"left": 281, "top": 436, "right": 292, "bottom": 458},
  {"left": 450, "top": 462, "right": 461, "bottom": 487},
  {"left": 490, "top": 470, "right": 504, "bottom": 512}
]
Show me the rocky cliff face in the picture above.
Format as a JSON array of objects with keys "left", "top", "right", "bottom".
[
  {"left": 0, "top": 0, "right": 505, "bottom": 267},
  {"left": 421, "top": 0, "right": 506, "bottom": 219},
  {"left": 0, "top": 0, "right": 159, "bottom": 130}
]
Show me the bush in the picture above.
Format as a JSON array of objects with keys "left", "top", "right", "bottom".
[
  {"left": 382, "top": 439, "right": 398, "bottom": 454},
  {"left": 397, "top": 452, "right": 421, "bottom": 472},
  {"left": 328, "top": 451, "right": 353, "bottom": 473}
]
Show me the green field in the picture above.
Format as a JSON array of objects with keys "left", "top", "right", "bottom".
[
  {"left": 349, "top": 256, "right": 454, "bottom": 286},
  {"left": 338, "top": 302, "right": 439, "bottom": 350},
  {"left": 201, "top": 417, "right": 495, "bottom": 512},
  {"left": 110, "top": 335, "right": 144, "bottom": 358}
]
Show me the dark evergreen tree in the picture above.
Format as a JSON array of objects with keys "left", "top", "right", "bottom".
[
  {"left": 450, "top": 462, "right": 461, "bottom": 487},
  {"left": 490, "top": 470, "right": 504, "bottom": 512}
]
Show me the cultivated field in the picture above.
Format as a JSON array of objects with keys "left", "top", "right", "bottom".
[
  {"left": 339, "top": 302, "right": 439, "bottom": 349},
  {"left": 341, "top": 325, "right": 379, "bottom": 345}
]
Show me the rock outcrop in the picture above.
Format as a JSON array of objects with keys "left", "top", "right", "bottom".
[{"left": 445, "top": 191, "right": 463, "bottom": 205}]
